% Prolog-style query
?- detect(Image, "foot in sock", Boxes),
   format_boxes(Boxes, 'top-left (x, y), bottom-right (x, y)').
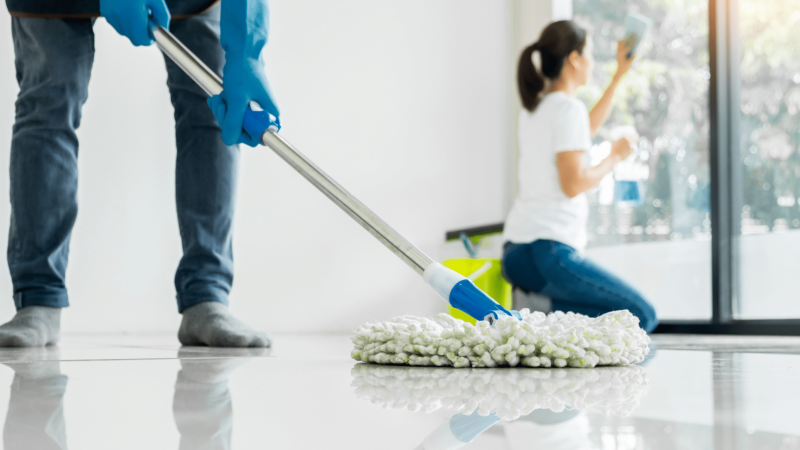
top-left (178, 302), bottom-right (271, 348)
top-left (0, 307), bottom-right (61, 347)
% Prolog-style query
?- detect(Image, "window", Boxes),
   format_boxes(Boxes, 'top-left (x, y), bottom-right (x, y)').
top-left (573, 0), bottom-right (711, 319)
top-left (736, 0), bottom-right (800, 319)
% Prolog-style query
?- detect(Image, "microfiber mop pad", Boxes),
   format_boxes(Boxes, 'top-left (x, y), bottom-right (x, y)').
top-left (351, 364), bottom-right (649, 420)
top-left (351, 309), bottom-right (650, 369)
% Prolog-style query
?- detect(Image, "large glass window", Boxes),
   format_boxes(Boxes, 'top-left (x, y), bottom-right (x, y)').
top-left (736, 0), bottom-right (800, 319)
top-left (573, 0), bottom-right (711, 319)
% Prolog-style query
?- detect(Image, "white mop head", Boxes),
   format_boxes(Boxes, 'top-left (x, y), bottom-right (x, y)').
top-left (351, 309), bottom-right (650, 368)
top-left (351, 364), bottom-right (649, 420)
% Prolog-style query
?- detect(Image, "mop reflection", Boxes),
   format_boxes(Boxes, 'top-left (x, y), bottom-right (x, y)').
top-left (173, 348), bottom-right (270, 450)
top-left (1, 348), bottom-right (67, 450)
top-left (421, 409), bottom-right (592, 450)
top-left (351, 363), bottom-right (650, 449)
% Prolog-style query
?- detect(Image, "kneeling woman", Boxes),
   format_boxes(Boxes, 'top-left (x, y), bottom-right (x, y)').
top-left (502, 20), bottom-right (658, 332)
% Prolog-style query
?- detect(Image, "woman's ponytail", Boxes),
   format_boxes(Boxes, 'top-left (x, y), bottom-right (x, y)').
top-left (517, 42), bottom-right (545, 111)
top-left (517, 20), bottom-right (588, 112)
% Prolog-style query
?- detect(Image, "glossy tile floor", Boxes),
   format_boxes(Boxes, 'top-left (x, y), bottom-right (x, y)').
top-left (0, 333), bottom-right (797, 449)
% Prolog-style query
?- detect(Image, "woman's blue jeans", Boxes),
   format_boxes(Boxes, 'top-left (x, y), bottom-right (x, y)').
top-left (8, 8), bottom-right (237, 313)
top-left (502, 240), bottom-right (659, 332)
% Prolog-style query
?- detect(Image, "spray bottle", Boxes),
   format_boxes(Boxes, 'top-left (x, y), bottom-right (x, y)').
top-left (608, 125), bottom-right (645, 209)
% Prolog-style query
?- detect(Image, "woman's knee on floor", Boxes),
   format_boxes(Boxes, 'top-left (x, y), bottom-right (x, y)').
top-left (543, 250), bottom-right (659, 332)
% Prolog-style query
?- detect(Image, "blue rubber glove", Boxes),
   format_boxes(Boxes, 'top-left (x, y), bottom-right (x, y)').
top-left (100, 0), bottom-right (170, 47)
top-left (207, 0), bottom-right (280, 147)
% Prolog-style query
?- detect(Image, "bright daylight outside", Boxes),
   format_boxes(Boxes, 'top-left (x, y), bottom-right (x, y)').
top-left (574, 0), bottom-right (712, 320)
top-left (736, 0), bottom-right (800, 318)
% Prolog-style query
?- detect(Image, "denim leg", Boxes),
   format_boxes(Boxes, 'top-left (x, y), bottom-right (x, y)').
top-left (503, 240), bottom-right (659, 332)
top-left (535, 241), bottom-right (659, 332)
top-left (8, 18), bottom-right (95, 310)
top-left (501, 242), bottom-right (547, 293)
top-left (165, 6), bottom-right (239, 313)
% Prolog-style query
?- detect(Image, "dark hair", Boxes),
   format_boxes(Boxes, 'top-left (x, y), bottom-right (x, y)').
top-left (517, 20), bottom-right (588, 111)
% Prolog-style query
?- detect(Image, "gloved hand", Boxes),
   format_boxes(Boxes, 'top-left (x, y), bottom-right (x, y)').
top-left (100, 0), bottom-right (170, 47)
top-left (207, 60), bottom-right (279, 147)
top-left (208, 0), bottom-right (280, 147)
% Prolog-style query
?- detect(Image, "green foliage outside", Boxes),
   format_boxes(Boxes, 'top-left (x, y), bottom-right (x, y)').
top-left (738, 1), bottom-right (800, 232)
top-left (573, 0), bottom-right (800, 245)
top-left (573, 0), bottom-right (711, 247)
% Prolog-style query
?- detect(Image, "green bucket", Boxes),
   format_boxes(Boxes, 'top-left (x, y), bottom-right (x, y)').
top-left (442, 258), bottom-right (512, 324)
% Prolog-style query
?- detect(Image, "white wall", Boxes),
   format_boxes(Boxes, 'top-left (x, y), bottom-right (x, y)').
top-left (0, 1), bottom-right (514, 334)
top-left (507, 0), bottom-right (572, 211)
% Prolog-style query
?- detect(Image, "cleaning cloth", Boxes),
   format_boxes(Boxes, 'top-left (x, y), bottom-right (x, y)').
top-left (351, 309), bottom-right (650, 369)
top-left (351, 364), bottom-right (649, 420)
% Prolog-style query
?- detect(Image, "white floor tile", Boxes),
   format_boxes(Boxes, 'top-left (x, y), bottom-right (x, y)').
top-left (0, 334), bottom-right (794, 449)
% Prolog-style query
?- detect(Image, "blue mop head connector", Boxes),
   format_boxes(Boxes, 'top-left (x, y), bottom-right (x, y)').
top-left (423, 263), bottom-right (520, 322)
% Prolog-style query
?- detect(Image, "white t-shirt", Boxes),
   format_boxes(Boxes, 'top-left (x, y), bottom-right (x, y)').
top-left (503, 92), bottom-right (593, 252)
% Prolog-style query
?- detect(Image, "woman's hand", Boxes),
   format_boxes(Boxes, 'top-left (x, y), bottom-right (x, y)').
top-left (610, 137), bottom-right (634, 162)
top-left (614, 36), bottom-right (637, 80)
top-left (557, 138), bottom-right (635, 199)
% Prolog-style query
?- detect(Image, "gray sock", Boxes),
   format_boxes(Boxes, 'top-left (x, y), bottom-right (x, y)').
top-left (0, 306), bottom-right (61, 348)
top-left (178, 302), bottom-right (271, 348)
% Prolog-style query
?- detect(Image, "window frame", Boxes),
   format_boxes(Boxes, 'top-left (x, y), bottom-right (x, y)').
top-left (659, 0), bottom-right (800, 335)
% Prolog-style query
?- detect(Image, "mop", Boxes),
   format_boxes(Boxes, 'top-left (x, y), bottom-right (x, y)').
top-left (351, 309), bottom-right (650, 368)
top-left (351, 362), bottom-right (649, 420)
top-left (150, 24), bottom-right (650, 366)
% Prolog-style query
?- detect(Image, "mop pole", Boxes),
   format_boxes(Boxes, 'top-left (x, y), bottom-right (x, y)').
top-left (150, 24), bottom-right (517, 322)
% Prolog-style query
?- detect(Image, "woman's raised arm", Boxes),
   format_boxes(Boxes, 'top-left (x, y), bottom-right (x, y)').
top-left (588, 38), bottom-right (636, 137)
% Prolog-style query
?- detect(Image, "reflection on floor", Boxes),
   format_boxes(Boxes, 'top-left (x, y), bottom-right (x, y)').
top-left (0, 334), bottom-right (796, 449)
top-left (651, 334), bottom-right (800, 354)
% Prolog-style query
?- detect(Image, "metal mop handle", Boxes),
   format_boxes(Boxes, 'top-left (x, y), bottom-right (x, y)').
top-left (151, 24), bottom-right (517, 322)
top-left (151, 25), bottom-right (434, 275)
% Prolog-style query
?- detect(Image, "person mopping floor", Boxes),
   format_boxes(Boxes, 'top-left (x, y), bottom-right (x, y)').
top-left (0, 0), bottom-right (277, 347)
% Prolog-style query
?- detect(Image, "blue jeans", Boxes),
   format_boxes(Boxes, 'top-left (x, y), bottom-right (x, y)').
top-left (8, 8), bottom-right (238, 313)
top-left (502, 240), bottom-right (659, 332)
